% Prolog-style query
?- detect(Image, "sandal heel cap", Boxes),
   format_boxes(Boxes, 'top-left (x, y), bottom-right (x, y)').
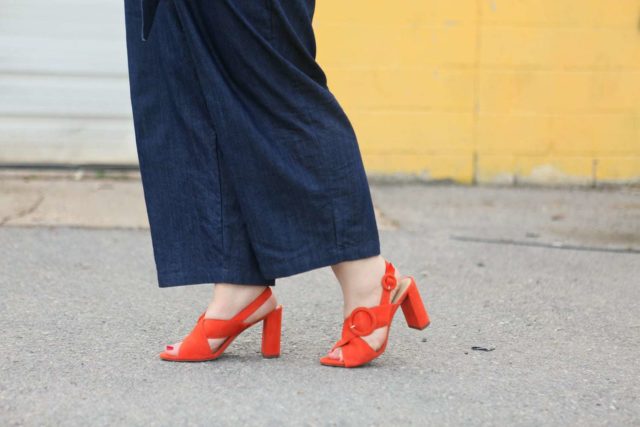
top-left (262, 353), bottom-right (281, 359)
top-left (407, 319), bottom-right (431, 330)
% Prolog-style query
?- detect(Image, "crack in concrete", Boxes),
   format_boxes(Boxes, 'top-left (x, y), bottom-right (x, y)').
top-left (450, 235), bottom-right (640, 255)
top-left (0, 194), bottom-right (45, 226)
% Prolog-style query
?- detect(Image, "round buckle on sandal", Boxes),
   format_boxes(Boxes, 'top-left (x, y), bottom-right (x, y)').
top-left (348, 307), bottom-right (376, 337)
top-left (381, 273), bottom-right (397, 291)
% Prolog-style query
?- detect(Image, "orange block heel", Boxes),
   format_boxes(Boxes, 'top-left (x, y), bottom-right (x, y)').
top-left (159, 287), bottom-right (281, 362)
top-left (320, 260), bottom-right (431, 368)
top-left (261, 305), bottom-right (282, 358)
top-left (401, 282), bottom-right (430, 330)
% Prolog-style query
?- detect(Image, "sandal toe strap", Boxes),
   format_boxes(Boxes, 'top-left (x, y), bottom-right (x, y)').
top-left (330, 303), bottom-right (393, 351)
top-left (177, 314), bottom-right (249, 358)
top-left (340, 336), bottom-right (378, 367)
top-left (179, 313), bottom-right (215, 359)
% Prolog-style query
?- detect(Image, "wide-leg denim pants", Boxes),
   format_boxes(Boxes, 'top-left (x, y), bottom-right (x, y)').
top-left (124, 0), bottom-right (380, 287)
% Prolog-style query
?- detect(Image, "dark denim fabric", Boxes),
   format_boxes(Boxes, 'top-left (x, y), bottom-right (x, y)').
top-left (140, 0), bottom-right (160, 41)
top-left (124, 0), bottom-right (380, 287)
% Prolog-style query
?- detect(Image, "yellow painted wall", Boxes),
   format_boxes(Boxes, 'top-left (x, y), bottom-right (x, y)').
top-left (313, 1), bottom-right (640, 184)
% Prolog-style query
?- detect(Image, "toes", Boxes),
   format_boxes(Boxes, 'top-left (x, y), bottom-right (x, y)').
top-left (165, 342), bottom-right (181, 356)
top-left (327, 347), bottom-right (342, 361)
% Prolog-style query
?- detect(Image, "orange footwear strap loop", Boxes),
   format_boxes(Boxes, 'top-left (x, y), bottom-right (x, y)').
top-left (380, 260), bottom-right (397, 305)
top-left (334, 303), bottom-right (394, 350)
top-left (348, 307), bottom-right (377, 337)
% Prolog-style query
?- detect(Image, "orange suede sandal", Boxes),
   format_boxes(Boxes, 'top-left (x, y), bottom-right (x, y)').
top-left (320, 260), bottom-right (430, 368)
top-left (159, 287), bottom-right (282, 362)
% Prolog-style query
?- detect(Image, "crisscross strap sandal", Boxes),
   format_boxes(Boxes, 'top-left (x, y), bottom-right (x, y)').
top-left (159, 287), bottom-right (282, 362)
top-left (320, 260), bottom-right (430, 368)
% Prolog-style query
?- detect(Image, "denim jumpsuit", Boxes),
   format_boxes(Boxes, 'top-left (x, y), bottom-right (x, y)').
top-left (124, 0), bottom-right (380, 287)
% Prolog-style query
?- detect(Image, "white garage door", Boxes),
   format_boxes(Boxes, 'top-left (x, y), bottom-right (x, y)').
top-left (0, 0), bottom-right (137, 165)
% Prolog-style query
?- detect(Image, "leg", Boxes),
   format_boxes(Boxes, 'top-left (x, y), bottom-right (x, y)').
top-left (124, 0), bottom-right (279, 356)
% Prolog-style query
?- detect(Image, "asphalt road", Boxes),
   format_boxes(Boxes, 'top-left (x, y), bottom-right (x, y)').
top-left (1, 183), bottom-right (639, 426)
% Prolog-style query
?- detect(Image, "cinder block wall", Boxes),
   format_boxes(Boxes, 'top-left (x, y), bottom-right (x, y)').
top-left (314, 1), bottom-right (640, 184)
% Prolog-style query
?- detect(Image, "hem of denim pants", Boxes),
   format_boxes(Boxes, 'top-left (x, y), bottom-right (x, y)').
top-left (259, 239), bottom-right (381, 279)
top-left (157, 269), bottom-right (276, 288)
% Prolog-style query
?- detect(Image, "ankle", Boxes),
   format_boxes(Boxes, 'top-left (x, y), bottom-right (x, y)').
top-left (206, 284), bottom-right (271, 319)
top-left (338, 257), bottom-right (386, 314)
top-left (336, 257), bottom-right (403, 315)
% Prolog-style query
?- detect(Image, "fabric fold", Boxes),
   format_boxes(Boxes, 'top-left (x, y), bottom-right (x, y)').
top-left (141, 0), bottom-right (161, 41)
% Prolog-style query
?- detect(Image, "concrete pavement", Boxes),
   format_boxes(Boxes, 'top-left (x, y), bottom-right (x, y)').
top-left (1, 174), bottom-right (639, 426)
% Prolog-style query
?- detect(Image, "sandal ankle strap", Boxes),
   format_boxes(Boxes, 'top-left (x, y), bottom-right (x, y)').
top-left (380, 260), bottom-right (397, 305)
